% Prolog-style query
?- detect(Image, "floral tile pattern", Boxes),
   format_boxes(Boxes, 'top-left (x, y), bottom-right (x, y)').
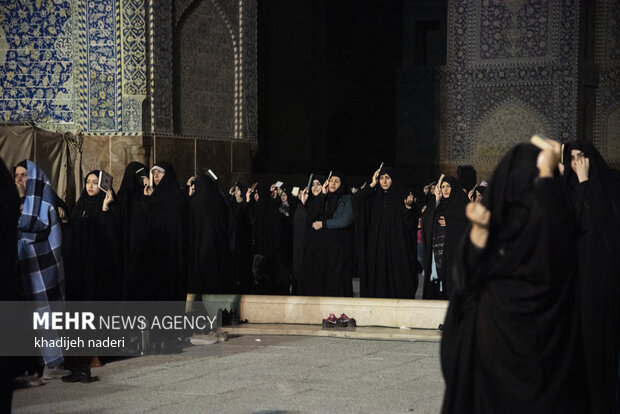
top-left (0, 0), bottom-right (73, 124)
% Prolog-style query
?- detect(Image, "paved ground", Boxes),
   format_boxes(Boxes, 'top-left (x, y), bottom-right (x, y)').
top-left (12, 334), bottom-right (444, 414)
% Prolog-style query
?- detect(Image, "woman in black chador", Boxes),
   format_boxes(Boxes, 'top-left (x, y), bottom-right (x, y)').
top-left (292, 176), bottom-right (324, 295)
top-left (441, 142), bottom-right (586, 414)
top-left (229, 182), bottom-right (252, 293)
top-left (116, 161), bottom-right (147, 299)
top-left (246, 183), bottom-right (286, 294)
top-left (421, 176), bottom-right (468, 299)
top-left (188, 173), bottom-right (233, 294)
top-left (561, 140), bottom-right (620, 414)
top-left (128, 162), bottom-right (188, 302)
top-left (353, 166), bottom-right (418, 298)
top-left (65, 171), bottom-right (121, 301)
top-left (303, 172), bottom-right (354, 297)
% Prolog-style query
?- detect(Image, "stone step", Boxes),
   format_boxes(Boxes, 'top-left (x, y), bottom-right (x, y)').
top-left (225, 323), bottom-right (441, 342)
top-left (202, 295), bottom-right (448, 330)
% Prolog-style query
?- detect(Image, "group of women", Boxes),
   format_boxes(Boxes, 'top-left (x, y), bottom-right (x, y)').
top-left (440, 139), bottom-right (620, 413)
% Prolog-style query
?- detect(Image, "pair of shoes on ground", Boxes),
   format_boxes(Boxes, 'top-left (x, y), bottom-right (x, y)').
top-left (322, 313), bottom-right (356, 329)
top-left (189, 331), bottom-right (229, 345)
top-left (13, 371), bottom-right (44, 388)
top-left (61, 366), bottom-right (99, 384)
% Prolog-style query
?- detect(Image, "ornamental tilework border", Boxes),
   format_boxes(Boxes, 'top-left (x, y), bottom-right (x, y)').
top-left (85, 0), bottom-right (119, 132)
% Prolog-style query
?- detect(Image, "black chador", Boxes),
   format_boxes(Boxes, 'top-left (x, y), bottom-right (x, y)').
top-left (421, 176), bottom-right (468, 299)
top-left (128, 162), bottom-right (188, 301)
top-left (303, 172), bottom-right (354, 297)
top-left (292, 176), bottom-right (324, 295)
top-left (116, 161), bottom-right (147, 299)
top-left (561, 140), bottom-right (620, 414)
top-left (188, 174), bottom-right (233, 294)
top-left (229, 182), bottom-right (253, 293)
top-left (247, 184), bottom-right (286, 294)
top-left (65, 170), bottom-right (121, 301)
top-left (441, 144), bottom-right (585, 414)
top-left (352, 166), bottom-right (418, 298)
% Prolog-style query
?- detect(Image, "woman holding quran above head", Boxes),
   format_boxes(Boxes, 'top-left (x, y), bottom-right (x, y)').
top-left (127, 162), bottom-right (188, 302)
top-left (421, 175), bottom-right (468, 300)
top-left (116, 162), bottom-right (148, 299)
top-left (352, 165), bottom-right (418, 298)
top-left (559, 139), bottom-right (620, 414)
top-left (229, 181), bottom-right (253, 293)
top-left (292, 175), bottom-right (324, 295)
top-left (65, 170), bottom-right (121, 301)
top-left (302, 171), bottom-right (354, 297)
top-left (441, 139), bottom-right (586, 414)
top-left (188, 172), bottom-right (233, 295)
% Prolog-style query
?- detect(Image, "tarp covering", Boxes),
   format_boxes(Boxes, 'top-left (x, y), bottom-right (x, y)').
top-left (0, 123), bottom-right (82, 209)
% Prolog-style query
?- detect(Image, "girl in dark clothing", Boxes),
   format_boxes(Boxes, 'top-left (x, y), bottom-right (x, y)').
top-left (65, 171), bottom-right (121, 301)
top-left (128, 162), bottom-right (188, 302)
top-left (247, 183), bottom-right (286, 294)
top-left (441, 142), bottom-right (586, 414)
top-left (188, 174), bottom-right (233, 294)
top-left (292, 177), bottom-right (324, 295)
top-left (353, 166), bottom-right (418, 298)
top-left (303, 172), bottom-right (354, 297)
top-left (229, 182), bottom-right (253, 293)
top-left (561, 140), bottom-right (620, 414)
top-left (421, 176), bottom-right (468, 299)
top-left (116, 162), bottom-right (148, 299)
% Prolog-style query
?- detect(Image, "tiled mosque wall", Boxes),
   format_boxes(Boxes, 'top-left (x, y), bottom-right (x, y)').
top-left (0, 0), bottom-right (256, 190)
top-left (595, 0), bottom-right (620, 165)
top-left (442, 0), bottom-right (581, 179)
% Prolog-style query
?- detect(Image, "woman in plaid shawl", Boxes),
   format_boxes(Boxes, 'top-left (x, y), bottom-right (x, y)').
top-left (16, 160), bottom-right (65, 368)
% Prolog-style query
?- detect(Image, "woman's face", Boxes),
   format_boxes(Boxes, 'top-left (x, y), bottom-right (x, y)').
top-left (281, 191), bottom-right (288, 202)
top-left (14, 166), bottom-right (27, 189)
top-left (570, 149), bottom-right (585, 173)
top-left (379, 173), bottom-right (392, 191)
top-left (441, 182), bottom-right (452, 198)
top-left (328, 176), bottom-right (342, 193)
top-left (152, 169), bottom-right (165, 185)
top-left (86, 173), bottom-right (100, 196)
top-left (311, 179), bottom-right (322, 196)
top-left (234, 186), bottom-right (241, 198)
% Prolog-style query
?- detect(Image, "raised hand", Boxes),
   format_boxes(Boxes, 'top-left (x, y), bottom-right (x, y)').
top-left (370, 168), bottom-right (381, 188)
top-left (536, 139), bottom-right (562, 178)
top-left (102, 190), bottom-right (114, 211)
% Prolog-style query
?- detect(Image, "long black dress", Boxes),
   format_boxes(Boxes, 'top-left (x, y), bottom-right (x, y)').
top-left (248, 184), bottom-right (286, 294)
top-left (65, 171), bottom-right (121, 301)
top-left (421, 176), bottom-right (468, 299)
top-left (292, 185), bottom-right (324, 295)
top-left (230, 183), bottom-right (253, 293)
top-left (562, 140), bottom-right (620, 414)
top-left (128, 162), bottom-right (187, 301)
top-left (188, 174), bottom-right (233, 294)
top-left (441, 144), bottom-right (585, 414)
top-left (303, 173), bottom-right (354, 297)
top-left (116, 161), bottom-right (147, 299)
top-left (0, 156), bottom-right (20, 413)
top-left (352, 166), bottom-right (418, 298)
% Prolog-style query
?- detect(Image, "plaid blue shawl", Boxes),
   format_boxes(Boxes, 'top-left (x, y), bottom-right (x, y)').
top-left (17, 160), bottom-right (65, 366)
top-left (17, 160), bottom-right (65, 302)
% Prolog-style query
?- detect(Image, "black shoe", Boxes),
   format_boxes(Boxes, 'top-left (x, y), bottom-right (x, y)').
top-left (62, 368), bottom-right (99, 384)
